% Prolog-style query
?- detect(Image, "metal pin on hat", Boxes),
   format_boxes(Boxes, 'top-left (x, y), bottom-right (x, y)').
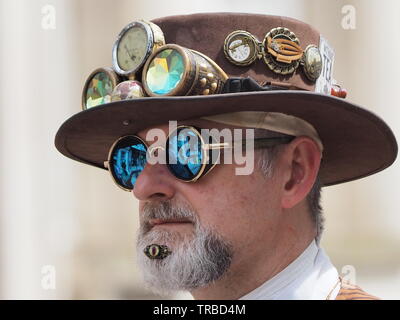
top-left (144, 244), bottom-right (172, 260)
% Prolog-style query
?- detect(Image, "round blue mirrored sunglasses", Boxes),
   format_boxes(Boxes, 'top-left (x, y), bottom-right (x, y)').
top-left (105, 125), bottom-right (294, 191)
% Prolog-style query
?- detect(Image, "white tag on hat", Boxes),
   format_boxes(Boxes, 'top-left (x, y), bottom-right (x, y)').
top-left (315, 36), bottom-right (335, 95)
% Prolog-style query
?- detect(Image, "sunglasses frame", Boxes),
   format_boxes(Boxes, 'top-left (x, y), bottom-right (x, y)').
top-left (104, 125), bottom-right (294, 192)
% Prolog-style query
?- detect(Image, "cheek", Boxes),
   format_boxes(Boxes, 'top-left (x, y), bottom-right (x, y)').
top-left (174, 160), bottom-right (282, 256)
top-left (187, 167), bottom-right (275, 243)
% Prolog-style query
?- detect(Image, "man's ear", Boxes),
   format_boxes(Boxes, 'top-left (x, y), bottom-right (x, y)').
top-left (280, 136), bottom-right (322, 209)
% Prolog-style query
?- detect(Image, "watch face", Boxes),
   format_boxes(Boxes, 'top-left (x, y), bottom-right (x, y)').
top-left (224, 31), bottom-right (258, 66)
top-left (116, 25), bottom-right (149, 72)
top-left (228, 39), bottom-right (251, 62)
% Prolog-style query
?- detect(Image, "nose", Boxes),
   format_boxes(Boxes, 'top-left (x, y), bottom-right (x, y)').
top-left (132, 162), bottom-right (176, 201)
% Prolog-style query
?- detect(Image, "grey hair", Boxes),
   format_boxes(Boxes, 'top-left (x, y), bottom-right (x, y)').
top-left (255, 129), bottom-right (324, 244)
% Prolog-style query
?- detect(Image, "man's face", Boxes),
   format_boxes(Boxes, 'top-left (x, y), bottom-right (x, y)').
top-left (133, 119), bottom-right (283, 295)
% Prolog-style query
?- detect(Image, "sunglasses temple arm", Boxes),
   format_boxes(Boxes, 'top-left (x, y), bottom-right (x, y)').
top-left (252, 136), bottom-right (295, 149)
top-left (203, 142), bottom-right (232, 150)
top-left (203, 137), bottom-right (294, 150)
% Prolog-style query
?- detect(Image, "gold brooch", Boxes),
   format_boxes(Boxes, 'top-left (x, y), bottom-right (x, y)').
top-left (263, 27), bottom-right (303, 74)
top-left (301, 45), bottom-right (323, 81)
top-left (223, 27), bottom-right (323, 81)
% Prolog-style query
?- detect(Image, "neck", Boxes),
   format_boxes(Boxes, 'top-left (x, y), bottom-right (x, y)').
top-left (190, 234), bottom-right (313, 300)
top-left (190, 225), bottom-right (315, 300)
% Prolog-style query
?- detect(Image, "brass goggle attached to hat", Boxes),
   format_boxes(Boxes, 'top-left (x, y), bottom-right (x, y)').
top-left (82, 21), bottom-right (346, 110)
top-left (82, 20), bottom-right (228, 110)
top-left (224, 27), bottom-right (323, 82)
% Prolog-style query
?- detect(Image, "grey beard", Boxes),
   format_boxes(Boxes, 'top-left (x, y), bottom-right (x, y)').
top-left (136, 201), bottom-right (233, 296)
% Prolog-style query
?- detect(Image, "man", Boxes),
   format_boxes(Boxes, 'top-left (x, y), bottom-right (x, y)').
top-left (55, 13), bottom-right (397, 299)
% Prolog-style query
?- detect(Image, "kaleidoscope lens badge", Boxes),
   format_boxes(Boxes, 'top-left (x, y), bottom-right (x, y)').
top-left (82, 67), bottom-right (120, 110)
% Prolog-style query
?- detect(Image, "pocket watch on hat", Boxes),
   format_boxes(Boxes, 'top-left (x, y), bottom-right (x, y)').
top-left (223, 30), bottom-right (261, 66)
top-left (112, 20), bottom-right (165, 78)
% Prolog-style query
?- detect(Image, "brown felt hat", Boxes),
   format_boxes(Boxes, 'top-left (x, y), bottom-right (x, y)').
top-left (55, 12), bottom-right (398, 186)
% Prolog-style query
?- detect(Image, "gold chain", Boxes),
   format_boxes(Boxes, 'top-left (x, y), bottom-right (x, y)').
top-left (326, 277), bottom-right (342, 300)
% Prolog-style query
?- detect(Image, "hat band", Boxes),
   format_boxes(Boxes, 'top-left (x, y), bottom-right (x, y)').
top-left (201, 111), bottom-right (324, 152)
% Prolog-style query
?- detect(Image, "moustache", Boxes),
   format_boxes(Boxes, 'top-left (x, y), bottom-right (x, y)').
top-left (140, 201), bottom-right (198, 233)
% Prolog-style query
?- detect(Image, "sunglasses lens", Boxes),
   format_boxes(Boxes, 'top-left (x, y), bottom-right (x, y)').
top-left (110, 136), bottom-right (147, 190)
top-left (167, 127), bottom-right (204, 181)
top-left (145, 48), bottom-right (185, 95)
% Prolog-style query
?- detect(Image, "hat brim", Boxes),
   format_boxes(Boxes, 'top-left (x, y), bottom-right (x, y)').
top-left (55, 91), bottom-right (398, 186)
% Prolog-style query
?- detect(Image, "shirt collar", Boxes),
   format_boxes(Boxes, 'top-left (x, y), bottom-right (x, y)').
top-left (239, 240), bottom-right (340, 300)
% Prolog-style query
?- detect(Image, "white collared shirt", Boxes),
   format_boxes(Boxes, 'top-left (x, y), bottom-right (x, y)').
top-left (239, 240), bottom-right (340, 300)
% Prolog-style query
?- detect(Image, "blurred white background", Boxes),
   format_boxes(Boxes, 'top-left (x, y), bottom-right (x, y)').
top-left (0, 0), bottom-right (399, 299)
